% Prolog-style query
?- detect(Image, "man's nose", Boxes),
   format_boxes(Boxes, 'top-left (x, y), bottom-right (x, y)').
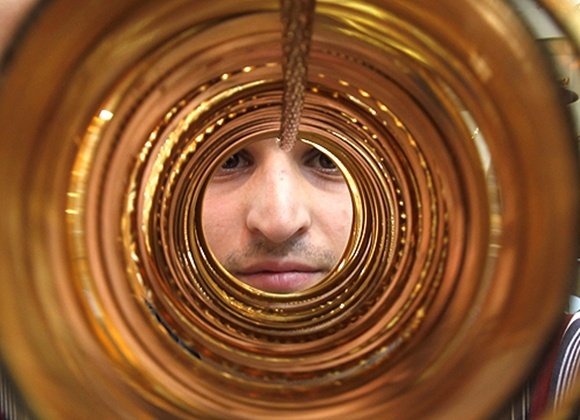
top-left (245, 162), bottom-right (311, 244)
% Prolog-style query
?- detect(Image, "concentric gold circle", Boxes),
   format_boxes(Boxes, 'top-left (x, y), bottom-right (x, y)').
top-left (0, 0), bottom-right (578, 418)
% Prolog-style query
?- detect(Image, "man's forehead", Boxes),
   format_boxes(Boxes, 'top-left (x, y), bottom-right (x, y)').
top-left (241, 138), bottom-right (317, 155)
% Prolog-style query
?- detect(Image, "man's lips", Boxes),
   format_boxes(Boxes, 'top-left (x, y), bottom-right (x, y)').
top-left (233, 261), bottom-right (325, 293)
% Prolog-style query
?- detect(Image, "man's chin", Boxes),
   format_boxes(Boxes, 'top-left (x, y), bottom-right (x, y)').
top-left (235, 271), bottom-right (325, 294)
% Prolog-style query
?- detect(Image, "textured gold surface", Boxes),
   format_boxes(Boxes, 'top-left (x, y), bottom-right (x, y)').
top-left (0, 0), bottom-right (578, 418)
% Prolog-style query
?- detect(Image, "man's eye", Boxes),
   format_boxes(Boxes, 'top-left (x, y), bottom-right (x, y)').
top-left (304, 150), bottom-right (340, 173)
top-left (222, 152), bottom-right (252, 169)
top-left (222, 154), bottom-right (242, 169)
top-left (317, 153), bottom-right (336, 170)
top-left (214, 152), bottom-right (252, 177)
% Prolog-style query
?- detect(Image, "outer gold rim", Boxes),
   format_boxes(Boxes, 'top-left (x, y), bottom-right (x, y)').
top-left (0, 0), bottom-right (578, 418)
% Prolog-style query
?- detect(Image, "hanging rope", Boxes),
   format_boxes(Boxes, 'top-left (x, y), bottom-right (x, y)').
top-left (278, 0), bottom-right (316, 151)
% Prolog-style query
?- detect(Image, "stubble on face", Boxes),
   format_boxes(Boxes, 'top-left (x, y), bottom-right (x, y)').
top-left (223, 237), bottom-right (338, 284)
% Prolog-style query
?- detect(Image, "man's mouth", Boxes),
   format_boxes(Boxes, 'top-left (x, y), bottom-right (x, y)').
top-left (233, 261), bottom-right (325, 294)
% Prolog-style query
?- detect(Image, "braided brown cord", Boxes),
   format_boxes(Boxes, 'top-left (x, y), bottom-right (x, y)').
top-left (278, 0), bottom-right (316, 151)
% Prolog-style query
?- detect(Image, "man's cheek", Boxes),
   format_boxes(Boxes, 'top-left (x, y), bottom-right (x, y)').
top-left (206, 215), bottom-right (244, 254)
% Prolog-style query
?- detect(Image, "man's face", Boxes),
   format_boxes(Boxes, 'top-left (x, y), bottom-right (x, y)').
top-left (202, 139), bottom-right (352, 294)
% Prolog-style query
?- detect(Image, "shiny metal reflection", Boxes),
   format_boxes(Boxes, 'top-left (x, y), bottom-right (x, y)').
top-left (0, 0), bottom-right (578, 419)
